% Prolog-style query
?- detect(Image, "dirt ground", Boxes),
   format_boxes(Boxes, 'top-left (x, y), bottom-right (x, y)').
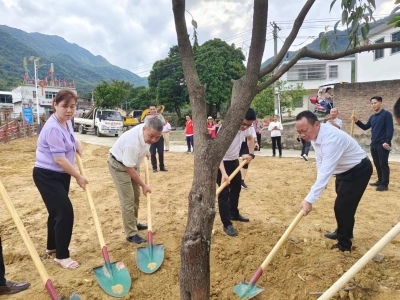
top-left (1, 137), bottom-right (400, 300)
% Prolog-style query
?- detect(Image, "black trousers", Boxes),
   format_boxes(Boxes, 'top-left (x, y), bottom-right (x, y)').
top-left (0, 237), bottom-right (5, 286)
top-left (301, 139), bottom-right (311, 156)
top-left (33, 167), bottom-right (73, 259)
top-left (217, 160), bottom-right (242, 227)
top-left (256, 133), bottom-right (261, 148)
top-left (150, 136), bottom-right (165, 169)
top-left (370, 141), bottom-right (390, 186)
top-left (186, 135), bottom-right (194, 151)
top-left (271, 136), bottom-right (282, 156)
top-left (334, 158), bottom-right (372, 249)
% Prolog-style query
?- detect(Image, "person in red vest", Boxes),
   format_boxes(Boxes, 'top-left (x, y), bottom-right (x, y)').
top-left (185, 115), bottom-right (194, 152)
top-left (207, 116), bottom-right (216, 139)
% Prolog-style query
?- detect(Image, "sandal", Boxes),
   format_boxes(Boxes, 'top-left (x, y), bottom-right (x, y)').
top-left (54, 258), bottom-right (79, 269)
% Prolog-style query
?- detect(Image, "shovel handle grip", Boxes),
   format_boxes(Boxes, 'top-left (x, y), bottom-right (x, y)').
top-left (216, 160), bottom-right (248, 196)
top-left (76, 154), bottom-right (106, 248)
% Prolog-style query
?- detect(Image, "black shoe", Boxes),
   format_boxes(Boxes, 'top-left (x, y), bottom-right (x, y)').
top-left (0, 281), bottom-right (31, 295)
top-left (187, 150), bottom-right (191, 153)
top-left (153, 168), bottom-right (158, 173)
top-left (369, 181), bottom-right (381, 187)
top-left (230, 214), bottom-right (249, 222)
top-left (223, 225), bottom-right (238, 237)
top-left (324, 230), bottom-right (353, 240)
top-left (331, 243), bottom-right (351, 252)
top-left (160, 167), bottom-right (168, 172)
top-left (137, 223), bottom-right (148, 230)
top-left (241, 180), bottom-right (248, 189)
top-left (126, 234), bottom-right (147, 244)
top-left (376, 185), bottom-right (388, 191)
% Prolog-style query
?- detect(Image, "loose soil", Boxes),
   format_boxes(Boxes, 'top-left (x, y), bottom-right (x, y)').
top-left (1, 137), bottom-right (400, 300)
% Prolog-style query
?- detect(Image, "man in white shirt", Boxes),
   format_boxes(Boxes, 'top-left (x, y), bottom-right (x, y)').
top-left (217, 108), bottom-right (256, 237)
top-left (108, 118), bottom-right (163, 244)
top-left (296, 111), bottom-right (372, 252)
top-left (163, 119), bottom-right (171, 151)
top-left (325, 108), bottom-right (343, 129)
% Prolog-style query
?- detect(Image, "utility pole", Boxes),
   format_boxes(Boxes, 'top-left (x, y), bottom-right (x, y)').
top-left (271, 22), bottom-right (281, 121)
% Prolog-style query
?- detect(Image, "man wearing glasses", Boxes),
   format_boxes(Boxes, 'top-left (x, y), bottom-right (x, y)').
top-left (217, 108), bottom-right (256, 237)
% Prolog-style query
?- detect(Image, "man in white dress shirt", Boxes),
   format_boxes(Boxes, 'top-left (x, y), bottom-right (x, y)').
top-left (296, 111), bottom-right (372, 252)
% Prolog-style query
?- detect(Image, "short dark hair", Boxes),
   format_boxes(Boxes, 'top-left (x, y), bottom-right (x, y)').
top-left (149, 104), bottom-right (157, 108)
top-left (371, 96), bottom-right (382, 102)
top-left (296, 110), bottom-right (318, 125)
top-left (245, 108), bottom-right (256, 121)
top-left (394, 97), bottom-right (400, 118)
top-left (326, 87), bottom-right (332, 92)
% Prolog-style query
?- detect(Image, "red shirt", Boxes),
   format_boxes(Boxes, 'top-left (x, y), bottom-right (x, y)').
top-left (185, 120), bottom-right (194, 135)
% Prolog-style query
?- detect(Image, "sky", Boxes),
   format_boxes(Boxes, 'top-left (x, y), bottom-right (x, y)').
top-left (0, 0), bottom-right (396, 79)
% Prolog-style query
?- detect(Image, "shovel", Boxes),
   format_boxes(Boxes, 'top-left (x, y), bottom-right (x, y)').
top-left (216, 160), bottom-right (248, 196)
top-left (0, 179), bottom-right (81, 300)
top-left (234, 210), bottom-right (303, 299)
top-left (318, 221), bottom-right (400, 300)
top-left (350, 110), bottom-right (355, 137)
top-left (76, 155), bottom-right (131, 297)
top-left (136, 158), bottom-right (164, 273)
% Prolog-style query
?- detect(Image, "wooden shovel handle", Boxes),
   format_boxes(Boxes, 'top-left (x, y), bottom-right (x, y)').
top-left (318, 221), bottom-right (400, 300)
top-left (216, 160), bottom-right (248, 196)
top-left (260, 211), bottom-right (303, 270)
top-left (144, 159), bottom-right (152, 232)
top-left (0, 179), bottom-right (50, 284)
top-left (76, 154), bottom-right (106, 248)
top-left (350, 110), bottom-right (355, 137)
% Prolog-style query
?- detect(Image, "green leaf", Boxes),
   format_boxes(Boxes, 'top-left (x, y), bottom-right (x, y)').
top-left (330, 0), bottom-right (337, 12)
top-left (387, 16), bottom-right (400, 25)
top-left (320, 37), bottom-right (328, 51)
top-left (341, 0), bottom-right (347, 9)
top-left (361, 26), bottom-right (368, 40)
top-left (350, 0), bottom-right (356, 9)
top-left (334, 20), bottom-right (341, 34)
top-left (368, 0), bottom-right (376, 9)
top-left (342, 10), bottom-right (348, 25)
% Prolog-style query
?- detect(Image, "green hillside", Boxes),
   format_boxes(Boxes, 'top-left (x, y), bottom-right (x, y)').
top-left (0, 25), bottom-right (147, 94)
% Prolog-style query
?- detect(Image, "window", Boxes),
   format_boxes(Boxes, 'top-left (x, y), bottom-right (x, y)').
top-left (0, 94), bottom-right (12, 104)
top-left (374, 38), bottom-right (384, 60)
top-left (287, 64), bottom-right (327, 80)
top-left (329, 65), bottom-right (338, 78)
top-left (45, 91), bottom-right (57, 99)
top-left (391, 31), bottom-right (400, 55)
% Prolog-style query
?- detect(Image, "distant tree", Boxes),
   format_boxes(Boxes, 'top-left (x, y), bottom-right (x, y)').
top-left (93, 80), bottom-right (131, 109)
top-left (128, 86), bottom-right (153, 111)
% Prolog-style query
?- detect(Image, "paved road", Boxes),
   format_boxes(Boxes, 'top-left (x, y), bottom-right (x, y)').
top-left (76, 132), bottom-right (400, 162)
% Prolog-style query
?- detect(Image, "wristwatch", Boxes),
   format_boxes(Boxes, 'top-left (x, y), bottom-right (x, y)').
top-left (249, 154), bottom-right (255, 159)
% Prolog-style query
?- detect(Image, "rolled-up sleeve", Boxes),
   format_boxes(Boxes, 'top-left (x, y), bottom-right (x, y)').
top-left (305, 142), bottom-right (343, 204)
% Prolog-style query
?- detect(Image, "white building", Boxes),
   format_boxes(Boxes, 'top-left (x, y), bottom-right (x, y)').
top-left (12, 81), bottom-right (77, 117)
top-left (279, 57), bottom-right (354, 115)
top-left (356, 22), bottom-right (400, 82)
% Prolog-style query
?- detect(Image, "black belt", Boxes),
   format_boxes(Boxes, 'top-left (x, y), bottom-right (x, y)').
top-left (110, 154), bottom-right (125, 166)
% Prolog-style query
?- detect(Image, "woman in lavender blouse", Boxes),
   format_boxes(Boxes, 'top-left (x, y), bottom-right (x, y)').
top-left (33, 89), bottom-right (88, 270)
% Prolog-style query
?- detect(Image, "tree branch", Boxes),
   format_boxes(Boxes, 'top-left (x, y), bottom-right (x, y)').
top-left (259, 0), bottom-right (315, 78)
top-left (256, 41), bottom-right (400, 93)
top-left (246, 0), bottom-right (268, 76)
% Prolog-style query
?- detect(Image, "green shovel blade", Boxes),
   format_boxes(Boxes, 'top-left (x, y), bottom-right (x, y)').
top-left (233, 282), bottom-right (265, 299)
top-left (69, 292), bottom-right (81, 300)
top-left (93, 260), bottom-right (131, 298)
top-left (136, 242), bottom-right (164, 274)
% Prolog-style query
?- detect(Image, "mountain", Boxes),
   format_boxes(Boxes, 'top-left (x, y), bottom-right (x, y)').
top-left (261, 14), bottom-right (398, 69)
top-left (0, 25), bottom-right (147, 95)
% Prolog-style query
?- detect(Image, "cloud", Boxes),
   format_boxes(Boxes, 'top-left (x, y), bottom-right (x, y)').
top-left (0, 0), bottom-right (396, 77)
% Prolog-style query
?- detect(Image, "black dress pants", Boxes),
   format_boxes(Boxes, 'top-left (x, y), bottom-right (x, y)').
top-left (370, 141), bottom-right (390, 186)
top-left (33, 167), bottom-right (73, 259)
top-left (334, 158), bottom-right (372, 249)
top-left (0, 237), bottom-right (5, 286)
top-left (271, 136), bottom-right (282, 156)
top-left (217, 160), bottom-right (242, 227)
top-left (150, 136), bottom-right (165, 169)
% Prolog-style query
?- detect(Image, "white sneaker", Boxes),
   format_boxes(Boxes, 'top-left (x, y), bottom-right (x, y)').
top-left (302, 154), bottom-right (308, 161)
top-left (300, 155), bottom-right (303, 159)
